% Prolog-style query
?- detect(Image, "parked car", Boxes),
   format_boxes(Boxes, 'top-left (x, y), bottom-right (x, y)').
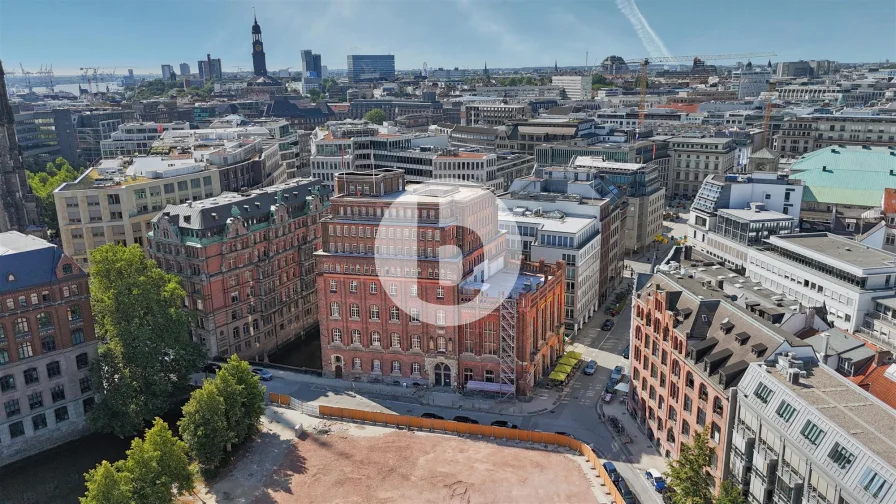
top-left (554, 431), bottom-right (575, 439)
top-left (616, 479), bottom-right (636, 504)
top-left (602, 318), bottom-right (615, 330)
top-left (202, 363), bottom-right (222, 374)
top-left (490, 420), bottom-right (518, 429)
top-left (622, 344), bottom-right (630, 359)
top-left (645, 468), bottom-right (666, 492)
top-left (251, 368), bottom-right (273, 381)
top-left (583, 360), bottom-right (598, 375)
top-left (604, 380), bottom-right (617, 394)
top-left (610, 365), bottom-right (625, 382)
top-left (602, 461), bottom-right (620, 483)
top-left (421, 412), bottom-right (444, 420)
top-left (452, 415), bottom-right (480, 424)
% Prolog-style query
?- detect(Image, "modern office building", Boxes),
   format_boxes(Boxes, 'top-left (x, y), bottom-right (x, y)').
top-left (731, 359), bottom-right (896, 504)
top-left (346, 55), bottom-right (395, 82)
top-left (198, 54), bottom-right (223, 81)
top-left (731, 62), bottom-right (772, 100)
top-left (668, 137), bottom-right (738, 200)
top-left (534, 139), bottom-right (671, 184)
top-left (148, 179), bottom-right (330, 359)
top-left (474, 86), bottom-right (563, 100)
top-left (73, 109), bottom-right (137, 164)
top-left (0, 232), bottom-right (98, 466)
top-left (301, 49), bottom-right (322, 78)
top-left (775, 60), bottom-right (814, 78)
top-left (161, 64), bottom-right (174, 81)
top-left (179, 63), bottom-right (191, 77)
top-left (12, 108), bottom-right (79, 165)
top-left (774, 115), bottom-right (896, 154)
top-left (347, 99), bottom-right (443, 122)
top-left (99, 121), bottom-right (190, 159)
top-left (0, 63), bottom-right (41, 233)
top-left (461, 102), bottom-right (529, 127)
top-left (631, 271), bottom-right (815, 488)
top-left (551, 75), bottom-right (591, 101)
top-left (315, 169), bottom-right (566, 395)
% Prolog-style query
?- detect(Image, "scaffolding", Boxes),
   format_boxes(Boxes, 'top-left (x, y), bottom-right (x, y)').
top-left (498, 298), bottom-right (518, 400)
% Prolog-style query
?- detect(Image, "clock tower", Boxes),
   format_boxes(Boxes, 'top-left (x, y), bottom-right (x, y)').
top-left (251, 13), bottom-right (267, 77)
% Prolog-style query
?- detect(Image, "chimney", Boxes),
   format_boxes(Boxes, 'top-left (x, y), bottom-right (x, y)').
top-left (876, 348), bottom-right (893, 366)
top-left (819, 332), bottom-right (830, 364)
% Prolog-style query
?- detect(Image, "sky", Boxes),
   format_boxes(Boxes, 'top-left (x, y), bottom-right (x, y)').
top-left (1, 0), bottom-right (894, 76)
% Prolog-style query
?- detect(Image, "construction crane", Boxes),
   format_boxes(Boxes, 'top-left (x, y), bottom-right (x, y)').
top-left (36, 64), bottom-right (55, 93)
top-left (80, 67), bottom-right (99, 95)
top-left (761, 81), bottom-right (777, 148)
top-left (625, 52), bottom-right (777, 132)
top-left (19, 63), bottom-right (33, 92)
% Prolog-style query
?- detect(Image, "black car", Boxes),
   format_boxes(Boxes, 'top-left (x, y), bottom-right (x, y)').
top-left (490, 420), bottom-right (518, 429)
top-left (452, 415), bottom-right (480, 424)
top-left (202, 363), bottom-right (222, 374)
top-left (421, 412), bottom-right (444, 420)
top-left (622, 344), bottom-right (630, 359)
top-left (555, 431), bottom-right (575, 438)
top-left (602, 319), bottom-right (615, 330)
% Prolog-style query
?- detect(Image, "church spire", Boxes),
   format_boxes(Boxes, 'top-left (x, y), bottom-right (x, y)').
top-left (484, 61), bottom-right (489, 77)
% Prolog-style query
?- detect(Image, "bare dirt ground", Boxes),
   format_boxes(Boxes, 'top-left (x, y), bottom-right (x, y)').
top-left (260, 427), bottom-right (597, 504)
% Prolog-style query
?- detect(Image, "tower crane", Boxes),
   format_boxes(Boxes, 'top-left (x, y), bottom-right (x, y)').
top-left (80, 67), bottom-right (99, 95)
top-left (19, 63), bottom-right (33, 92)
top-left (623, 51), bottom-right (777, 132)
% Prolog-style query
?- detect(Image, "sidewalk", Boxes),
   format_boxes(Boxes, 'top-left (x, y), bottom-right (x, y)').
top-left (597, 397), bottom-right (668, 475)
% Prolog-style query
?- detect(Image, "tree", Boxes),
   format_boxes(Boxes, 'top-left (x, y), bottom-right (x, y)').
top-left (307, 88), bottom-right (322, 102)
top-left (666, 429), bottom-right (715, 504)
top-left (26, 157), bottom-right (81, 236)
top-left (178, 384), bottom-right (228, 469)
top-left (88, 244), bottom-right (205, 436)
top-left (363, 108), bottom-right (388, 125)
top-left (81, 419), bottom-right (193, 504)
top-left (80, 461), bottom-right (132, 504)
top-left (209, 371), bottom-right (244, 452)
top-left (218, 354), bottom-right (266, 443)
top-left (121, 418), bottom-right (194, 504)
top-left (715, 481), bottom-right (747, 504)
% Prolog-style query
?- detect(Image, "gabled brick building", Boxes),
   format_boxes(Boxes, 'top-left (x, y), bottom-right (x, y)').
top-left (316, 169), bottom-right (565, 395)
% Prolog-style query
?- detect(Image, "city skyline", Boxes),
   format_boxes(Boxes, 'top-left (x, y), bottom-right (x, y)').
top-left (1, 0), bottom-right (894, 76)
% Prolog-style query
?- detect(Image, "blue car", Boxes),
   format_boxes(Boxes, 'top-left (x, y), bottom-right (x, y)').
top-left (646, 468), bottom-right (666, 492)
top-left (603, 461), bottom-right (620, 483)
top-left (251, 368), bottom-right (273, 381)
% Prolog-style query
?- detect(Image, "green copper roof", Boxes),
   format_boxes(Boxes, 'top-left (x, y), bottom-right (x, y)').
top-left (790, 146), bottom-right (896, 206)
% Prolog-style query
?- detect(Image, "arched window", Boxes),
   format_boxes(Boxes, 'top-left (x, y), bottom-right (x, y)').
top-left (232, 327), bottom-right (239, 340)
top-left (436, 309), bottom-right (446, 326)
top-left (67, 305), bottom-right (81, 321)
top-left (672, 360), bottom-right (681, 377)
top-left (633, 368), bottom-right (641, 381)
top-left (713, 396), bottom-right (724, 416)
top-left (371, 331), bottom-right (381, 346)
top-left (698, 383), bottom-right (708, 401)
top-left (330, 302), bottom-right (340, 317)
top-left (332, 328), bottom-right (342, 343)
top-left (685, 371), bottom-right (695, 390)
top-left (369, 305), bottom-right (380, 320)
top-left (681, 421), bottom-right (691, 437)
top-left (351, 330), bottom-right (361, 345)
top-left (389, 306), bottom-right (400, 321)
top-left (36, 312), bottom-right (53, 329)
top-left (411, 335), bottom-right (421, 349)
top-left (390, 332), bottom-right (401, 349)
top-left (242, 323), bottom-right (249, 335)
top-left (13, 318), bottom-right (29, 335)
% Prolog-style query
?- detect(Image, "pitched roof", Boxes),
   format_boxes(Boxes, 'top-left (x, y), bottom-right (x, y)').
top-left (884, 188), bottom-right (896, 214)
top-left (750, 147), bottom-right (780, 160)
top-left (0, 232), bottom-right (69, 293)
top-left (848, 364), bottom-right (896, 411)
top-left (790, 146), bottom-right (896, 206)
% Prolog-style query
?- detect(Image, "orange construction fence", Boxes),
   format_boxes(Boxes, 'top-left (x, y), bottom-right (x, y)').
top-left (313, 404), bottom-right (626, 504)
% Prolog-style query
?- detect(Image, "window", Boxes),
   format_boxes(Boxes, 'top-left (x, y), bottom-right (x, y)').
top-left (859, 468), bottom-right (891, 500)
top-left (436, 286), bottom-right (444, 299)
top-left (18, 341), bottom-right (33, 360)
top-left (683, 395), bottom-right (692, 413)
top-left (827, 442), bottom-right (855, 470)
top-left (67, 305), bottom-right (82, 321)
top-left (412, 362), bottom-right (421, 374)
top-left (4, 398), bottom-right (20, 418)
top-left (330, 302), bottom-right (340, 318)
top-left (332, 328), bottom-right (342, 343)
top-left (32, 412), bottom-right (47, 431)
top-left (23, 368), bottom-right (39, 385)
top-left (436, 309), bottom-right (446, 326)
top-left (484, 370), bottom-right (495, 383)
top-left (753, 382), bottom-right (774, 404)
top-left (372, 359), bottom-right (382, 372)
top-left (411, 335), bottom-right (421, 350)
top-left (28, 391), bottom-right (43, 410)
top-left (710, 422), bottom-right (721, 442)
top-left (391, 333), bottom-right (401, 348)
top-left (36, 312), bottom-right (52, 329)
top-left (76, 353), bottom-right (89, 370)
top-left (62, 264), bottom-right (73, 275)
top-left (0, 349), bottom-right (7, 365)
top-left (389, 306), bottom-right (400, 322)
top-left (41, 335), bottom-right (56, 353)
top-left (351, 330), bottom-right (361, 345)
top-left (9, 420), bottom-right (24, 438)
top-left (369, 282), bottom-right (378, 294)
top-left (54, 406), bottom-right (70, 423)
top-left (776, 400), bottom-right (796, 422)
top-left (410, 285), bottom-right (418, 297)
top-left (352, 358), bottom-right (362, 371)
top-left (696, 408), bottom-right (706, 427)
top-left (46, 361), bottom-right (61, 379)
top-left (391, 361), bottom-right (401, 373)
top-left (349, 281), bottom-right (358, 293)
top-left (800, 420), bottom-right (825, 445)
top-left (79, 375), bottom-right (92, 394)
top-left (329, 280), bottom-right (338, 293)
top-left (437, 336), bottom-right (447, 352)
top-left (410, 308), bottom-right (420, 323)
top-left (390, 283), bottom-right (398, 296)
top-left (371, 331), bottom-right (381, 346)
top-left (71, 329), bottom-right (84, 345)
top-left (83, 397), bottom-right (95, 414)
top-left (51, 384), bottom-right (65, 403)
top-left (14, 317), bottom-right (29, 335)
top-left (350, 303), bottom-right (360, 319)
top-left (0, 374), bottom-right (14, 392)
top-left (369, 305), bottom-right (380, 320)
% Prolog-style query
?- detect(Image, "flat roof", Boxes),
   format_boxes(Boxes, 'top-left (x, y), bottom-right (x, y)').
top-left (717, 208), bottom-right (795, 222)
top-left (498, 210), bottom-right (595, 235)
top-left (764, 362), bottom-right (896, 465)
top-left (769, 233), bottom-right (896, 269)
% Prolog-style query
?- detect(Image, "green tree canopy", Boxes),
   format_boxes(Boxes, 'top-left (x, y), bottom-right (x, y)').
top-left (80, 461), bottom-right (132, 504)
top-left (88, 244), bottom-right (205, 436)
top-left (715, 480), bottom-right (747, 504)
top-left (363, 108), bottom-right (388, 125)
top-left (82, 419), bottom-right (194, 504)
top-left (218, 354), bottom-right (266, 443)
top-left (666, 429), bottom-right (716, 504)
top-left (307, 88), bottom-right (323, 102)
top-left (178, 384), bottom-right (228, 469)
top-left (26, 157), bottom-right (81, 236)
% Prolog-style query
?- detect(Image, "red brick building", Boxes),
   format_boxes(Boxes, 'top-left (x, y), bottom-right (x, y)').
top-left (0, 232), bottom-right (98, 465)
top-left (630, 272), bottom-right (806, 488)
top-left (149, 179), bottom-right (329, 360)
top-left (316, 169), bottom-right (565, 395)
